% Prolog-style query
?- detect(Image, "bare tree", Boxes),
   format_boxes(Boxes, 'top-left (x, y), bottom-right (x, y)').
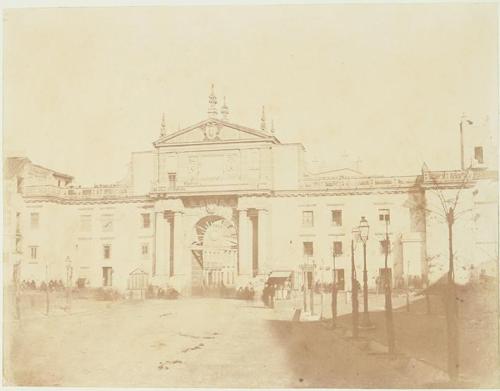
top-left (423, 254), bottom-right (441, 314)
top-left (423, 164), bottom-right (474, 382)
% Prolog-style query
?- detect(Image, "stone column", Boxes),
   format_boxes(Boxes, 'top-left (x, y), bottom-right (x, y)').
top-left (257, 208), bottom-right (269, 275)
top-left (154, 211), bottom-right (167, 283)
top-left (238, 208), bottom-right (252, 277)
top-left (173, 211), bottom-right (185, 276)
top-left (164, 214), bottom-right (172, 277)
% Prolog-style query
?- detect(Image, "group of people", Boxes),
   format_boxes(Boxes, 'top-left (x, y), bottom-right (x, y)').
top-left (262, 279), bottom-right (293, 308)
top-left (262, 282), bottom-right (277, 308)
top-left (236, 283), bottom-right (256, 301)
top-left (20, 279), bottom-right (66, 291)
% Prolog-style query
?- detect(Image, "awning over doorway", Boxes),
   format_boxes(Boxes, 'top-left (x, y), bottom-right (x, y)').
top-left (266, 270), bottom-right (293, 285)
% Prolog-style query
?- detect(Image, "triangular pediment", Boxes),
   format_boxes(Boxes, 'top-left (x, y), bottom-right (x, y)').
top-left (153, 118), bottom-right (280, 146)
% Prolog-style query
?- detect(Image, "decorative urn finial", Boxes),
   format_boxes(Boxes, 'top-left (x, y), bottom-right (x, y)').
top-left (160, 113), bottom-right (166, 136)
top-left (221, 96), bottom-right (229, 121)
top-left (208, 84), bottom-right (218, 118)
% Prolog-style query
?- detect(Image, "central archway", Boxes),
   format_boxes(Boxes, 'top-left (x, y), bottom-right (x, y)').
top-left (191, 215), bottom-right (237, 295)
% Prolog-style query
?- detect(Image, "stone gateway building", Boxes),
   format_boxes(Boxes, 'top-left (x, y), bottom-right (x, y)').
top-left (4, 89), bottom-right (498, 296)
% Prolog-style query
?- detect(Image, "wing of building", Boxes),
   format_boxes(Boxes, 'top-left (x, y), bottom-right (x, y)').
top-left (4, 91), bottom-right (498, 295)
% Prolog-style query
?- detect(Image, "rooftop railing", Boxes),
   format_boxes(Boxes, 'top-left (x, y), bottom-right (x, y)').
top-left (301, 175), bottom-right (420, 190)
top-left (23, 184), bottom-right (130, 199)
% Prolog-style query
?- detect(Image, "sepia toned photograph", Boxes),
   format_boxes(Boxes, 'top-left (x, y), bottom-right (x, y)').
top-left (2, 2), bottom-right (499, 388)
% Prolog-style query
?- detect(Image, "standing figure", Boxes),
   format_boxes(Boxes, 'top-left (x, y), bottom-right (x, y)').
top-left (269, 284), bottom-right (276, 308)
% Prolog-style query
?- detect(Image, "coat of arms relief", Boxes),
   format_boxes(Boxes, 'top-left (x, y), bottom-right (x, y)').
top-left (201, 121), bottom-right (222, 141)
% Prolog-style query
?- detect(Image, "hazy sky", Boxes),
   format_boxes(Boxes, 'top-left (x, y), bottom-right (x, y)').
top-left (3, 4), bottom-right (498, 185)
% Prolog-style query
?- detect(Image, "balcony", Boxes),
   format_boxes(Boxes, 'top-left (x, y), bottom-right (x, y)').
top-left (23, 185), bottom-right (130, 200)
top-left (301, 175), bottom-right (419, 190)
top-left (422, 170), bottom-right (472, 185)
top-left (151, 181), bottom-right (272, 195)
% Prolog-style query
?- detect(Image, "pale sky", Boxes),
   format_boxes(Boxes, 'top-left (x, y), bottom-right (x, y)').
top-left (3, 4), bottom-right (498, 185)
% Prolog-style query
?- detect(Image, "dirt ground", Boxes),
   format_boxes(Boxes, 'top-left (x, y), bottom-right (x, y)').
top-left (1, 293), bottom-right (457, 388)
top-left (336, 285), bottom-right (500, 387)
top-left (4, 284), bottom-right (499, 388)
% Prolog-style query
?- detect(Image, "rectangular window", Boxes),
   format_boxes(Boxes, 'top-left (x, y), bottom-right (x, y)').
top-left (302, 211), bottom-right (314, 227)
top-left (331, 210), bottom-right (342, 227)
top-left (333, 241), bottom-right (343, 256)
top-left (17, 177), bottom-right (24, 194)
top-left (80, 215), bottom-right (92, 232)
top-left (101, 215), bottom-right (114, 232)
top-left (141, 213), bottom-right (151, 228)
top-left (474, 146), bottom-right (484, 164)
top-left (16, 237), bottom-right (22, 253)
top-left (103, 244), bottom-right (111, 259)
top-left (303, 241), bottom-right (314, 257)
top-left (141, 243), bottom-right (149, 258)
top-left (168, 173), bottom-right (177, 190)
top-left (29, 246), bottom-right (38, 260)
top-left (378, 208), bottom-right (390, 223)
top-left (16, 212), bottom-right (21, 233)
top-left (30, 212), bottom-right (39, 229)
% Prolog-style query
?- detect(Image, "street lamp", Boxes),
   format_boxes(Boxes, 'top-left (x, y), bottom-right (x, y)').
top-left (358, 216), bottom-right (372, 328)
top-left (351, 226), bottom-right (360, 338)
top-left (383, 217), bottom-right (396, 353)
top-left (459, 116), bottom-right (473, 171)
top-left (65, 256), bottom-right (73, 311)
top-left (331, 248), bottom-right (337, 328)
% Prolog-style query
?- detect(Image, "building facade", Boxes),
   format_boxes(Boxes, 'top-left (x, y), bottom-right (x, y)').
top-left (4, 91), bottom-right (498, 295)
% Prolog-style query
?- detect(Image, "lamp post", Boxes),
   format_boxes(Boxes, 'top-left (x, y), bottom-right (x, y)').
top-left (13, 262), bottom-right (21, 320)
top-left (331, 250), bottom-right (337, 329)
top-left (359, 216), bottom-right (372, 328)
top-left (459, 116), bottom-right (473, 171)
top-left (351, 226), bottom-right (360, 338)
top-left (310, 258), bottom-right (315, 316)
top-left (303, 255), bottom-right (308, 313)
top-left (45, 260), bottom-right (50, 315)
top-left (65, 256), bottom-right (73, 312)
top-left (383, 217), bottom-right (396, 353)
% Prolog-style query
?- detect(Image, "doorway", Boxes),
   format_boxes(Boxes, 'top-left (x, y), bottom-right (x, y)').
top-left (102, 267), bottom-right (113, 287)
top-left (334, 269), bottom-right (345, 290)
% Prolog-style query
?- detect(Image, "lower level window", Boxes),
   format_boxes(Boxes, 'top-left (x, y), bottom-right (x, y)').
top-left (29, 246), bottom-right (38, 259)
top-left (103, 244), bottom-right (111, 259)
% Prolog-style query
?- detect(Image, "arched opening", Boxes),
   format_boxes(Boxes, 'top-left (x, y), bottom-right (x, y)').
top-left (191, 215), bottom-right (237, 296)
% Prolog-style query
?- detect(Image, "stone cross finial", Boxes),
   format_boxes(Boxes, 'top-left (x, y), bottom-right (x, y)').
top-left (260, 106), bottom-right (266, 131)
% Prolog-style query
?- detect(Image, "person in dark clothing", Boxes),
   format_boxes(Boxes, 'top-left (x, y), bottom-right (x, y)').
top-left (262, 283), bottom-right (270, 307)
top-left (269, 284), bottom-right (276, 308)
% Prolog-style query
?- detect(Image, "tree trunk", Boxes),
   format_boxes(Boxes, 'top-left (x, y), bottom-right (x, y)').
top-left (331, 283), bottom-right (337, 329)
top-left (446, 215), bottom-right (460, 381)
